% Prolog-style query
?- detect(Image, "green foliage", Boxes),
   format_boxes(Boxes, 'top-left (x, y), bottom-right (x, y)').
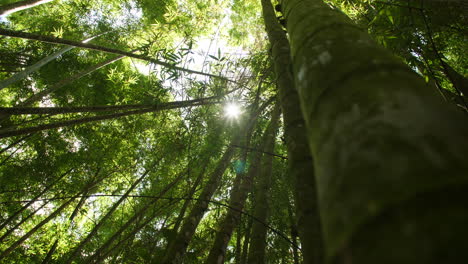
top-left (329, 0), bottom-right (467, 109)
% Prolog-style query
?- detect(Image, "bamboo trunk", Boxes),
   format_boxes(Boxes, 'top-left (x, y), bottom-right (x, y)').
top-left (0, 96), bottom-right (222, 139)
top-left (64, 165), bottom-right (157, 263)
top-left (204, 114), bottom-right (258, 264)
top-left (161, 142), bottom-right (238, 264)
top-left (0, 0), bottom-right (53, 16)
top-left (246, 103), bottom-right (280, 264)
top-left (0, 28), bottom-right (226, 80)
top-left (86, 168), bottom-right (186, 263)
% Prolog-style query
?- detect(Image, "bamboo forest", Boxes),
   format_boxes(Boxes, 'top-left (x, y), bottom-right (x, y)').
top-left (0, 0), bottom-right (467, 263)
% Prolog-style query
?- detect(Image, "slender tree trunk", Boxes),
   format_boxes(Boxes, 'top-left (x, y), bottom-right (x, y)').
top-left (204, 105), bottom-right (270, 264)
top-left (161, 142), bottom-right (238, 264)
top-left (171, 166), bottom-right (206, 234)
top-left (0, 28), bottom-right (227, 80)
top-left (0, 96), bottom-right (221, 139)
top-left (246, 103), bottom-right (280, 264)
top-left (86, 170), bottom-right (185, 263)
top-left (0, 0), bottom-right (53, 16)
top-left (261, 1), bottom-right (324, 263)
top-left (0, 133), bottom-right (33, 154)
top-left (0, 196), bottom-right (75, 259)
top-left (161, 100), bottom-right (267, 264)
top-left (0, 34), bottom-right (105, 91)
top-left (1, 92), bottom-right (225, 115)
top-left (234, 221), bottom-right (242, 264)
top-left (0, 200), bottom-right (50, 245)
top-left (442, 60), bottom-right (468, 97)
top-left (239, 215), bottom-right (252, 264)
top-left (169, 125), bottom-right (225, 238)
top-left (0, 45), bottom-right (72, 90)
top-left (0, 168), bottom-right (105, 259)
top-left (288, 203), bottom-right (300, 264)
top-left (93, 200), bottom-right (179, 264)
top-left (280, 0), bottom-right (468, 263)
top-left (41, 239), bottom-right (58, 264)
top-left (1, 104), bottom-right (159, 115)
top-left (42, 184), bottom-right (90, 263)
top-left (0, 168), bottom-right (72, 231)
top-left (64, 165), bottom-right (157, 263)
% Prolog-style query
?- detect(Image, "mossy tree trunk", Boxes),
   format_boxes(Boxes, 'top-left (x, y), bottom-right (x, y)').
top-left (280, 0), bottom-right (468, 263)
top-left (261, 0), bottom-right (323, 263)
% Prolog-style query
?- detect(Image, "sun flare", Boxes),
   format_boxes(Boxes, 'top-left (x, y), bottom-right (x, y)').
top-left (224, 103), bottom-right (241, 118)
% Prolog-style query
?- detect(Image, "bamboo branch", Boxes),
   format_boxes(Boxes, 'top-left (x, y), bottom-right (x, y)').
top-left (0, 28), bottom-right (228, 80)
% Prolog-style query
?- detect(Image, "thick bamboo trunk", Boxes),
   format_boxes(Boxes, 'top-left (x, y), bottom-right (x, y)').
top-left (0, 0), bottom-right (53, 16)
top-left (280, 0), bottom-right (468, 263)
top-left (246, 103), bottom-right (280, 264)
top-left (261, 0), bottom-right (324, 263)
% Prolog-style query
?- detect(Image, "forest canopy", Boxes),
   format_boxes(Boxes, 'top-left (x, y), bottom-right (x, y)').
top-left (0, 0), bottom-right (467, 263)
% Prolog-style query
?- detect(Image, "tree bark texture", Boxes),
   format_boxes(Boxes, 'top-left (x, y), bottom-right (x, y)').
top-left (280, 0), bottom-right (468, 263)
top-left (261, 0), bottom-right (324, 263)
